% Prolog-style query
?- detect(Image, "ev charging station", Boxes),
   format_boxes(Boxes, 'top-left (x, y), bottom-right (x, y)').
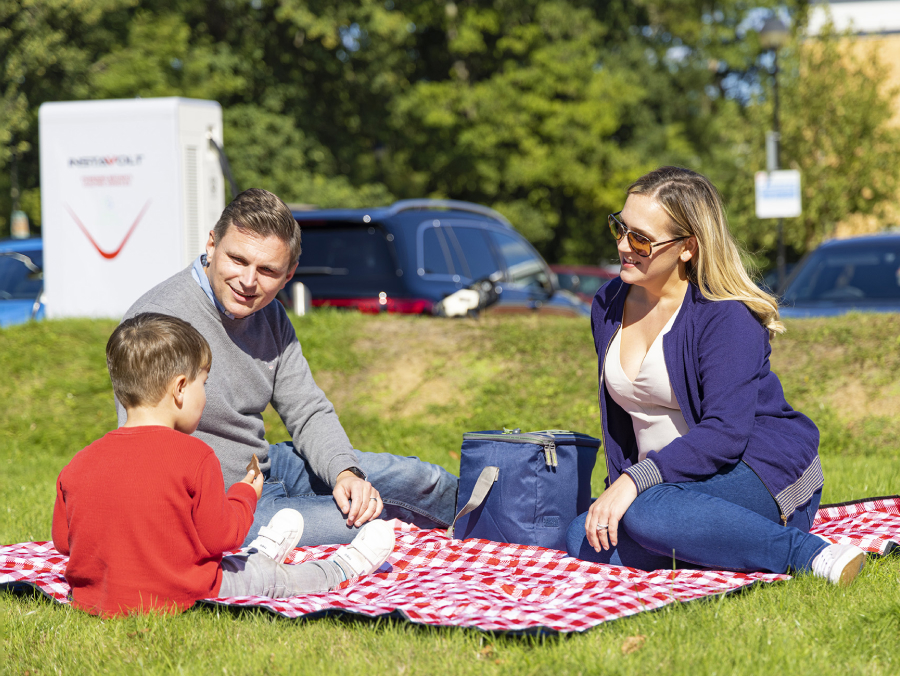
top-left (39, 97), bottom-right (226, 318)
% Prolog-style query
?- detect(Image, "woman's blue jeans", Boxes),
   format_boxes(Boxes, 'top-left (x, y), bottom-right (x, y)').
top-left (566, 461), bottom-right (828, 574)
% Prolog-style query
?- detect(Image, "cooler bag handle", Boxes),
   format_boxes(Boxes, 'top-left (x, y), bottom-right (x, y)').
top-left (446, 466), bottom-right (500, 539)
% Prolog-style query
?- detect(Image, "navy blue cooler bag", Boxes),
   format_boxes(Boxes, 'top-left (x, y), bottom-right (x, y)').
top-left (448, 429), bottom-right (601, 551)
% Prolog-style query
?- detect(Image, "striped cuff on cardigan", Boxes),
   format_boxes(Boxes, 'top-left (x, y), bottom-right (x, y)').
top-left (624, 459), bottom-right (664, 493)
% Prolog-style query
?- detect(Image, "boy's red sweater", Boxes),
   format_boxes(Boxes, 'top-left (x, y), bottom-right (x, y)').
top-left (52, 425), bottom-right (257, 617)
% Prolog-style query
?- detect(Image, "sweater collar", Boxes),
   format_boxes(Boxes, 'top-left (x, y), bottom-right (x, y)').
top-left (191, 254), bottom-right (236, 320)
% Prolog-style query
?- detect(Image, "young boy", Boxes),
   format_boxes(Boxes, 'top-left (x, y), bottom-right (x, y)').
top-left (52, 312), bottom-right (395, 617)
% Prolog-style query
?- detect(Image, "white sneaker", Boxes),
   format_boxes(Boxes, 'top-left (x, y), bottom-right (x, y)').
top-left (246, 509), bottom-right (304, 564)
top-left (811, 542), bottom-right (866, 586)
top-left (329, 520), bottom-right (396, 579)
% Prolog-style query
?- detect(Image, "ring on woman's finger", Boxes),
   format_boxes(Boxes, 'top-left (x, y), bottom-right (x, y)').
top-left (369, 497), bottom-right (378, 502)
top-left (595, 523), bottom-right (609, 530)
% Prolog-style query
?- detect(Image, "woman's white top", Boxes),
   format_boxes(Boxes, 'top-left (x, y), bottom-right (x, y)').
top-left (604, 305), bottom-right (689, 462)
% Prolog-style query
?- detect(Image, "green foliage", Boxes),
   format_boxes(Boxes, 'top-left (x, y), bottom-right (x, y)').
top-left (3, 0), bottom-right (900, 265)
top-left (223, 103), bottom-right (394, 206)
top-left (2, 311), bottom-right (900, 674)
top-left (715, 21), bottom-right (900, 257)
top-left (87, 11), bottom-right (247, 100)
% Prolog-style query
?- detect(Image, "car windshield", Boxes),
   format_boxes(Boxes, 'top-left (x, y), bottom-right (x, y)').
top-left (488, 231), bottom-right (552, 294)
top-left (783, 242), bottom-right (900, 303)
top-left (0, 251), bottom-right (43, 300)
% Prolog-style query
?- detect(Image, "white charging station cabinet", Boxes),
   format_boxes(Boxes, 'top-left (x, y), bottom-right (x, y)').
top-left (39, 97), bottom-right (226, 318)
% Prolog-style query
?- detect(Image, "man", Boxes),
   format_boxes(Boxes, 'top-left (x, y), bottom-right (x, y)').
top-left (120, 188), bottom-right (459, 546)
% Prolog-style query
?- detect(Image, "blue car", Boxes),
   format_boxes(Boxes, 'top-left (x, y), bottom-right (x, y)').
top-left (285, 200), bottom-right (589, 317)
top-left (780, 232), bottom-right (900, 318)
top-left (0, 238), bottom-right (45, 328)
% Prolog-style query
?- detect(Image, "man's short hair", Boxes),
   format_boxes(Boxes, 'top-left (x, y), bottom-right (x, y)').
top-left (107, 313), bottom-right (212, 409)
top-left (212, 188), bottom-right (302, 263)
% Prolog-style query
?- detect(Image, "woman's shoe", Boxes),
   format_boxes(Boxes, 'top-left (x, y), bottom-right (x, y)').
top-left (811, 543), bottom-right (866, 586)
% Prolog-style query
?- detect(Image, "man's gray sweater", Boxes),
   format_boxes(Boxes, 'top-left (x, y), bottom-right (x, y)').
top-left (118, 266), bottom-right (359, 488)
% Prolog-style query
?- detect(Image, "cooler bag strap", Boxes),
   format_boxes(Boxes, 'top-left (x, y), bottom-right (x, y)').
top-left (446, 466), bottom-right (500, 539)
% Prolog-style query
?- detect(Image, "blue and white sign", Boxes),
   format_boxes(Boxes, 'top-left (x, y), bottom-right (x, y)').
top-left (755, 170), bottom-right (802, 219)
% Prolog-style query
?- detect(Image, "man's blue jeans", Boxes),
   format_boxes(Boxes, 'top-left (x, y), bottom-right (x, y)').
top-left (245, 442), bottom-right (459, 547)
top-left (566, 461), bottom-right (828, 574)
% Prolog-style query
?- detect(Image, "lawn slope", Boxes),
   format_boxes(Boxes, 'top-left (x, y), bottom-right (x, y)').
top-left (2, 311), bottom-right (898, 675)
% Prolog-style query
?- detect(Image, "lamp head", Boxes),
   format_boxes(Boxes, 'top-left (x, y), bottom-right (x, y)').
top-left (759, 16), bottom-right (790, 51)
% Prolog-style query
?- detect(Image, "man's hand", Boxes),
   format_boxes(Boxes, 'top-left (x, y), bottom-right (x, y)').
top-left (333, 470), bottom-right (383, 527)
top-left (585, 474), bottom-right (638, 552)
top-left (239, 469), bottom-right (264, 499)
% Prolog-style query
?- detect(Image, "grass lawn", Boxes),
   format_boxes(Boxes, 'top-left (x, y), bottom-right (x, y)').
top-left (1, 311), bottom-right (899, 675)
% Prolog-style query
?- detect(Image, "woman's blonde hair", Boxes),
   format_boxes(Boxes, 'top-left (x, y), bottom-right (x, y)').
top-left (627, 166), bottom-right (784, 336)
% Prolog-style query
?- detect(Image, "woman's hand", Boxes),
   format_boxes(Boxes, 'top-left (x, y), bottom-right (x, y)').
top-left (585, 474), bottom-right (638, 552)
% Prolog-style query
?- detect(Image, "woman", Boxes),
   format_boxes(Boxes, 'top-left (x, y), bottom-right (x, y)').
top-left (566, 166), bottom-right (865, 584)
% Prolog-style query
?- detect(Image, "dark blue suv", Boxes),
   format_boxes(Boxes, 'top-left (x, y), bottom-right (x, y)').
top-left (284, 200), bottom-right (589, 317)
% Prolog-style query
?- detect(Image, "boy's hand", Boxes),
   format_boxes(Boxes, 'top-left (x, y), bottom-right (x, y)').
top-left (333, 470), bottom-right (383, 527)
top-left (240, 470), bottom-right (264, 499)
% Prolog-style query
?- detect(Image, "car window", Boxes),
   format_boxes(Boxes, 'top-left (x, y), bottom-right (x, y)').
top-left (488, 231), bottom-right (551, 293)
top-left (421, 225), bottom-right (455, 276)
top-left (448, 226), bottom-right (501, 281)
top-left (0, 252), bottom-right (43, 300)
top-left (556, 273), bottom-right (577, 292)
top-left (784, 246), bottom-right (900, 302)
top-left (575, 275), bottom-right (607, 296)
top-left (295, 226), bottom-right (397, 280)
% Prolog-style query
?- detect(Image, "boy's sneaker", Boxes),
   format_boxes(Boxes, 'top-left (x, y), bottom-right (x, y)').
top-left (246, 509), bottom-right (304, 564)
top-left (329, 520), bottom-right (396, 579)
top-left (811, 542), bottom-right (866, 586)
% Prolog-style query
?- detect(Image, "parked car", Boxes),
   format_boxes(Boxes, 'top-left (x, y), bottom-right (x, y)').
top-left (758, 263), bottom-right (796, 295)
top-left (284, 200), bottom-right (589, 317)
top-left (0, 238), bottom-right (44, 328)
top-left (779, 232), bottom-right (900, 318)
top-left (550, 264), bottom-right (618, 303)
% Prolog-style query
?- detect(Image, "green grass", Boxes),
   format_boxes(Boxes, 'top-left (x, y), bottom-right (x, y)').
top-left (2, 311), bottom-right (899, 675)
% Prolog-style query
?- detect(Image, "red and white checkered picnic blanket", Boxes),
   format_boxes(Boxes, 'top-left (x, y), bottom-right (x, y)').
top-left (3, 496), bottom-right (898, 633)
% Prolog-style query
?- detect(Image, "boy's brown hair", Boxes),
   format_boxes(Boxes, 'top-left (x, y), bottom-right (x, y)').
top-left (107, 313), bottom-right (212, 409)
top-left (212, 188), bottom-right (302, 262)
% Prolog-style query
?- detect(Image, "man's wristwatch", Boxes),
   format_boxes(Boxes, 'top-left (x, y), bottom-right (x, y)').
top-left (343, 466), bottom-right (367, 481)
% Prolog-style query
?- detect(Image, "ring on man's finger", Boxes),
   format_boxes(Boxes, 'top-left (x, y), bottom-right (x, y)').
top-left (370, 497), bottom-right (378, 502)
top-left (595, 523), bottom-right (609, 530)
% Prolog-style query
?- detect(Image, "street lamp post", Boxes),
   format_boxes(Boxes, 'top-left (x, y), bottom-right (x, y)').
top-left (759, 16), bottom-right (790, 290)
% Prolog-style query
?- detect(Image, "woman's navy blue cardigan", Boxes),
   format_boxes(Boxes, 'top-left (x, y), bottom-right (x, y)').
top-left (592, 278), bottom-right (822, 522)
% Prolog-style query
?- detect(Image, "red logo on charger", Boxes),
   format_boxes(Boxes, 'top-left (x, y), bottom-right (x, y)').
top-left (65, 201), bottom-right (151, 260)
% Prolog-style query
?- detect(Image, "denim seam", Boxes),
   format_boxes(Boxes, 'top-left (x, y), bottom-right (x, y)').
top-left (262, 486), bottom-right (451, 527)
top-left (800, 539), bottom-right (831, 572)
top-left (380, 497), bottom-right (452, 527)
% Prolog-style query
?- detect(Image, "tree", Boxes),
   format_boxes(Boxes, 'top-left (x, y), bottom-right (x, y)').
top-left (712, 19), bottom-right (900, 262)
top-left (4, 0), bottom-right (899, 272)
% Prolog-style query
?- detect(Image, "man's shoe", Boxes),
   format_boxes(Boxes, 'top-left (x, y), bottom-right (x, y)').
top-left (246, 509), bottom-right (304, 564)
top-left (329, 520), bottom-right (396, 579)
top-left (811, 542), bottom-right (866, 586)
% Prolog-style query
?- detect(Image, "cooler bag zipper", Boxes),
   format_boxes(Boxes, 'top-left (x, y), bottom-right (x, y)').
top-left (462, 430), bottom-right (599, 467)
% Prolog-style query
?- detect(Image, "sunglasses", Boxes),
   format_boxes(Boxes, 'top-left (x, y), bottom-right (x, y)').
top-left (608, 212), bottom-right (688, 258)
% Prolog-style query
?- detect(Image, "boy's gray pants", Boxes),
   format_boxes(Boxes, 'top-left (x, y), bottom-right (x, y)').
top-left (218, 551), bottom-right (345, 598)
